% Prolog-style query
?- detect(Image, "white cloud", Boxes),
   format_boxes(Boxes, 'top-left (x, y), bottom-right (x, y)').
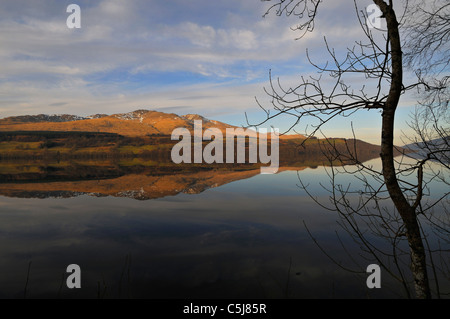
top-left (0, 0), bottom-right (423, 144)
top-left (178, 22), bottom-right (217, 48)
top-left (218, 28), bottom-right (257, 50)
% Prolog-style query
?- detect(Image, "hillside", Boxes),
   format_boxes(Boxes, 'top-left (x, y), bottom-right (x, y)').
top-left (0, 109), bottom-right (393, 170)
top-left (0, 110), bottom-right (247, 137)
top-left (403, 136), bottom-right (449, 163)
top-left (0, 109), bottom-right (308, 140)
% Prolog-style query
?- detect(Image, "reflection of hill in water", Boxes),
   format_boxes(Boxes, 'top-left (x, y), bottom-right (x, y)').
top-left (0, 160), bottom-right (307, 200)
top-left (0, 140), bottom-right (384, 200)
top-left (0, 168), bottom-right (264, 200)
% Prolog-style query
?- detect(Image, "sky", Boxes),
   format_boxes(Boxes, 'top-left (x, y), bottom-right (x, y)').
top-left (0, 0), bottom-right (425, 144)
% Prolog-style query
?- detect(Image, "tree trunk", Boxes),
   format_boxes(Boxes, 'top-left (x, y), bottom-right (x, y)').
top-left (373, 0), bottom-right (431, 299)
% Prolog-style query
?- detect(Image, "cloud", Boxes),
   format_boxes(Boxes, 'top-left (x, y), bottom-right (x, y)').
top-left (0, 0), bottom-right (422, 143)
top-left (0, 0), bottom-right (315, 82)
top-left (48, 102), bottom-right (68, 107)
top-left (178, 22), bottom-right (217, 48)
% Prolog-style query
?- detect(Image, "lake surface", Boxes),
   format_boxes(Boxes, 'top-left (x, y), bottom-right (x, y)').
top-left (0, 157), bottom-right (448, 299)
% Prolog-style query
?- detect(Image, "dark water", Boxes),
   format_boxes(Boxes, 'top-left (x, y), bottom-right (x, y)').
top-left (0, 158), bottom-right (448, 299)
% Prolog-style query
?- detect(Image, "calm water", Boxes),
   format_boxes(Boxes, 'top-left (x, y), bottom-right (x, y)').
top-left (0, 158), bottom-right (448, 299)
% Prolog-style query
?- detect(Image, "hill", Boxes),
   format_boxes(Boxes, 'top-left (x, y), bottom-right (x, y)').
top-left (0, 109), bottom-right (394, 169)
top-left (0, 109), bottom-right (308, 140)
top-left (403, 136), bottom-right (449, 163)
top-left (0, 109), bottom-right (251, 137)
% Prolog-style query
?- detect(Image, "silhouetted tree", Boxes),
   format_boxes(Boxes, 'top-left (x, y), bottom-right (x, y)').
top-left (254, 0), bottom-right (449, 298)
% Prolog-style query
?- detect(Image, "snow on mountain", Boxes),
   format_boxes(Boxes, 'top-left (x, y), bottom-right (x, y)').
top-left (112, 109), bottom-right (150, 122)
top-left (3, 114), bottom-right (87, 123)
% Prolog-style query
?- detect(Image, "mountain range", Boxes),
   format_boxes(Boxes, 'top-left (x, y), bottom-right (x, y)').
top-left (0, 109), bottom-right (301, 138)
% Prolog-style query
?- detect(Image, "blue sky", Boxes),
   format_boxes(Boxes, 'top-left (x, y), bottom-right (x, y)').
top-left (0, 0), bottom-right (424, 144)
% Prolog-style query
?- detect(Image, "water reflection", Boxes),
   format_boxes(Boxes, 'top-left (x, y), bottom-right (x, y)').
top-left (0, 158), bottom-right (447, 299)
top-left (0, 156), bottom-right (318, 200)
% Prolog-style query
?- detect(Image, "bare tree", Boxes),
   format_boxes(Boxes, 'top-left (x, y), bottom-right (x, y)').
top-left (253, 0), bottom-right (449, 298)
top-left (403, 0), bottom-right (449, 167)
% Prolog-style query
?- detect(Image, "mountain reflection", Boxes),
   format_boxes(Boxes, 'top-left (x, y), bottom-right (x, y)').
top-left (0, 167), bottom-right (263, 200)
top-left (0, 145), bottom-right (381, 200)
top-left (0, 160), bottom-right (303, 200)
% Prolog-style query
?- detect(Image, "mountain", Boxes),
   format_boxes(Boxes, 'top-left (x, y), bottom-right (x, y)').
top-left (0, 109), bottom-right (246, 137)
top-left (0, 109), bottom-right (306, 139)
top-left (404, 136), bottom-right (449, 151)
top-left (403, 136), bottom-right (449, 162)
top-left (0, 114), bottom-right (88, 123)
